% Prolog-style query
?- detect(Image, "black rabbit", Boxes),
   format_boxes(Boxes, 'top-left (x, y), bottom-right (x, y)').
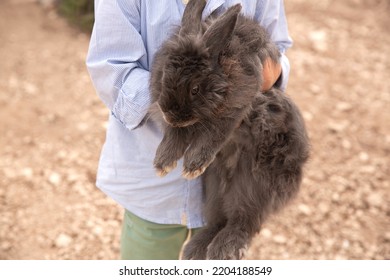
top-left (149, 0), bottom-right (309, 259)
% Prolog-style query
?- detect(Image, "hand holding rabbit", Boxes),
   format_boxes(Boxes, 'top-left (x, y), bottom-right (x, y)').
top-left (261, 57), bottom-right (282, 92)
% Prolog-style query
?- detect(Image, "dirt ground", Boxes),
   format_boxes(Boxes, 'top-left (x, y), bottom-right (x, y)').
top-left (0, 0), bottom-right (389, 260)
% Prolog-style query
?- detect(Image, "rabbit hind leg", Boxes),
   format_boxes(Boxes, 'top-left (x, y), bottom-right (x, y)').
top-left (181, 222), bottom-right (225, 260)
top-left (205, 218), bottom-right (252, 260)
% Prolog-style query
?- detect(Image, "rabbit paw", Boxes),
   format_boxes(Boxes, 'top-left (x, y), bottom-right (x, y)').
top-left (181, 229), bottom-right (215, 260)
top-left (154, 160), bottom-right (177, 177)
top-left (183, 151), bottom-right (215, 180)
top-left (207, 240), bottom-right (248, 260)
top-left (182, 155), bottom-right (215, 179)
top-left (181, 240), bottom-right (208, 260)
top-left (182, 166), bottom-right (207, 180)
top-left (206, 230), bottom-right (248, 260)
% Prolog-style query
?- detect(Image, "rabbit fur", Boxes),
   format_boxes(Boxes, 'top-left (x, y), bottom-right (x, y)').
top-left (148, 0), bottom-right (310, 259)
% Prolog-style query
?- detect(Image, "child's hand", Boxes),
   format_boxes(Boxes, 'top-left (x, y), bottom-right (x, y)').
top-left (261, 57), bottom-right (282, 92)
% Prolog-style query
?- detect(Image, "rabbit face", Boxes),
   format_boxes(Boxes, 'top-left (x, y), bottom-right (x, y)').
top-left (151, 3), bottom-right (243, 128)
top-left (157, 36), bottom-right (229, 127)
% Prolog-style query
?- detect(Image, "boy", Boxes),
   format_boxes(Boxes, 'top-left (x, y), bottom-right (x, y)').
top-left (86, 0), bottom-right (292, 259)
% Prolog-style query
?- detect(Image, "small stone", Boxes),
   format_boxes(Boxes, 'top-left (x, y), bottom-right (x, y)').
top-left (332, 193), bottom-right (340, 202)
top-left (327, 121), bottom-right (349, 133)
top-left (308, 30), bottom-right (328, 52)
top-left (48, 172), bottom-right (62, 186)
top-left (57, 150), bottom-right (68, 160)
top-left (273, 235), bottom-right (287, 244)
top-left (341, 139), bottom-right (352, 149)
top-left (261, 228), bottom-right (272, 239)
top-left (86, 220), bottom-right (95, 228)
top-left (309, 84), bottom-right (321, 94)
top-left (67, 171), bottom-right (81, 183)
top-left (93, 226), bottom-right (104, 236)
top-left (342, 240), bottom-right (350, 249)
top-left (358, 152), bottom-right (369, 162)
top-left (23, 82), bottom-right (38, 95)
top-left (298, 203), bottom-right (312, 215)
top-left (325, 239), bottom-right (335, 247)
top-left (21, 167), bottom-right (33, 179)
top-left (302, 111), bottom-right (313, 121)
top-left (55, 233), bottom-right (73, 248)
top-left (366, 193), bottom-right (383, 208)
top-left (336, 102), bottom-right (352, 112)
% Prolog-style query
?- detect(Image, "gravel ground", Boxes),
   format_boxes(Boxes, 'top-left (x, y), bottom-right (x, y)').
top-left (0, 0), bottom-right (389, 260)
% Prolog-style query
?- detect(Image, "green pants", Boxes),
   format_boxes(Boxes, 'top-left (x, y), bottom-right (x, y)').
top-left (121, 210), bottom-right (202, 260)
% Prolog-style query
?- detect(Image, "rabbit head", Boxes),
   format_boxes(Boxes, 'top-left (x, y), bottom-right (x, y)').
top-left (152, 2), bottom-right (243, 128)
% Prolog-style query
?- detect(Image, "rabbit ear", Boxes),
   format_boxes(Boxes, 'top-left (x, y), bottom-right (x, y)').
top-left (203, 4), bottom-right (242, 59)
top-left (180, 0), bottom-right (207, 36)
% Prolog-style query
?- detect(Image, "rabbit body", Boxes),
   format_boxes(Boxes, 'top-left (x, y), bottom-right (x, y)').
top-left (149, 0), bottom-right (309, 259)
top-left (183, 89), bottom-right (309, 259)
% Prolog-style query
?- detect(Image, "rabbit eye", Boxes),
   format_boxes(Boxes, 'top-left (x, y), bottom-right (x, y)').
top-left (267, 103), bottom-right (282, 113)
top-left (191, 85), bottom-right (200, 95)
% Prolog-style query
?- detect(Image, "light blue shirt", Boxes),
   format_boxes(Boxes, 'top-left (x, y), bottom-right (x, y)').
top-left (86, 0), bottom-right (293, 228)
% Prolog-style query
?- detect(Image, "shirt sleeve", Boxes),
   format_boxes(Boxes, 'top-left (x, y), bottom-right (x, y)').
top-left (86, 0), bottom-right (150, 130)
top-left (255, 0), bottom-right (293, 91)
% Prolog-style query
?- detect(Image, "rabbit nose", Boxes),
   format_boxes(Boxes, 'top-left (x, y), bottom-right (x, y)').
top-left (172, 104), bottom-right (180, 111)
top-left (183, 113), bottom-right (191, 120)
top-left (182, 108), bottom-right (192, 118)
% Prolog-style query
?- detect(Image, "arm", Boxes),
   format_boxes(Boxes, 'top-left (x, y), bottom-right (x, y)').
top-left (256, 0), bottom-right (293, 92)
top-left (86, 0), bottom-right (150, 130)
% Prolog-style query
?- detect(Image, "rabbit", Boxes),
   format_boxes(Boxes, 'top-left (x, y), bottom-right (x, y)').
top-left (148, 0), bottom-right (310, 259)
top-left (150, 0), bottom-right (282, 179)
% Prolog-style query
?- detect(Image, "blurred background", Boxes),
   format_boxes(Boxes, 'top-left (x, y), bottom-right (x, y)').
top-left (0, 0), bottom-right (389, 259)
